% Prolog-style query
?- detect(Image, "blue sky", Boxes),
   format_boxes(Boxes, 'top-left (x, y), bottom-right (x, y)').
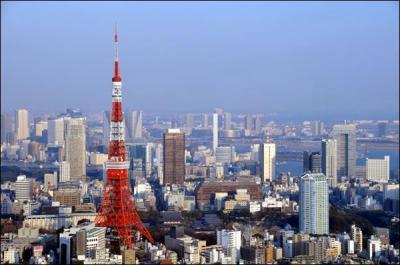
top-left (1, 1), bottom-right (399, 119)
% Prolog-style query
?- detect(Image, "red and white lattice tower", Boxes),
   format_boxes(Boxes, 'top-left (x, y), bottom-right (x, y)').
top-left (95, 27), bottom-right (155, 249)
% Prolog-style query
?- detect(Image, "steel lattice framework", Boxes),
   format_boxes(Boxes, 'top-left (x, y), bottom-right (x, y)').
top-left (95, 28), bottom-right (155, 249)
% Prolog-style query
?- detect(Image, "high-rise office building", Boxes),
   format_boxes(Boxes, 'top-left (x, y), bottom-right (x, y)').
top-left (244, 115), bottom-right (253, 132)
top-left (299, 173), bottom-right (329, 235)
top-left (259, 142), bottom-right (276, 182)
top-left (202, 113), bottom-right (209, 128)
top-left (15, 109), bottom-right (29, 141)
top-left (322, 139), bottom-right (338, 188)
top-left (366, 156), bottom-right (390, 183)
top-left (303, 151), bottom-right (321, 173)
top-left (48, 117), bottom-right (65, 146)
top-left (102, 111), bottom-right (111, 146)
top-left (224, 112), bottom-right (232, 130)
top-left (65, 118), bottom-right (86, 181)
top-left (254, 115), bottom-right (261, 135)
top-left (163, 129), bottom-right (185, 185)
top-left (186, 113), bottom-right (193, 129)
top-left (351, 224), bottom-right (363, 252)
top-left (15, 175), bottom-right (33, 202)
top-left (126, 110), bottom-right (143, 141)
top-left (59, 161), bottom-right (71, 183)
top-left (213, 113), bottom-right (218, 154)
top-left (1, 113), bottom-right (13, 144)
top-left (332, 124), bottom-right (357, 179)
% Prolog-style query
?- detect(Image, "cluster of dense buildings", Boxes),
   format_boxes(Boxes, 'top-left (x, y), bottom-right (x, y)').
top-left (1, 107), bottom-right (399, 264)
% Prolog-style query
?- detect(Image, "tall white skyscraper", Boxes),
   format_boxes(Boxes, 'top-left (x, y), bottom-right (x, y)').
top-left (322, 139), bottom-right (338, 188)
top-left (217, 229), bottom-right (241, 262)
top-left (299, 173), bottom-right (329, 235)
top-left (65, 118), bottom-right (86, 181)
top-left (366, 156), bottom-right (390, 183)
top-left (15, 175), bottom-right (33, 201)
top-left (126, 110), bottom-right (143, 141)
top-left (102, 111), bottom-right (111, 146)
top-left (48, 117), bottom-right (65, 146)
top-left (59, 161), bottom-right (71, 182)
top-left (259, 142), bottom-right (276, 182)
top-left (213, 113), bottom-right (218, 154)
top-left (332, 124), bottom-right (357, 179)
top-left (15, 109), bottom-right (29, 141)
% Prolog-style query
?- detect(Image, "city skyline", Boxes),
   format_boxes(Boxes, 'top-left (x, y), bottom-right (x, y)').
top-left (1, 2), bottom-right (399, 119)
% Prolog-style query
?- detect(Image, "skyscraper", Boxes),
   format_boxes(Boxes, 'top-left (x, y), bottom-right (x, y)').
top-left (299, 173), bottom-right (329, 235)
top-left (332, 124), bottom-right (357, 179)
top-left (163, 128), bottom-right (185, 185)
top-left (1, 113), bottom-right (13, 144)
top-left (303, 151), bottom-right (321, 173)
top-left (259, 142), bottom-right (276, 182)
top-left (244, 115), bottom-right (253, 132)
top-left (48, 117), bottom-right (65, 146)
top-left (366, 156), bottom-right (390, 183)
top-left (126, 110), bottom-right (143, 141)
top-left (65, 118), bottom-right (86, 181)
top-left (254, 115), bottom-right (261, 135)
top-left (202, 113), bottom-right (209, 128)
top-left (15, 109), bottom-right (29, 141)
top-left (224, 112), bottom-right (232, 130)
top-left (322, 139), bottom-right (338, 188)
top-left (186, 113), bottom-right (193, 128)
top-left (213, 113), bottom-right (218, 154)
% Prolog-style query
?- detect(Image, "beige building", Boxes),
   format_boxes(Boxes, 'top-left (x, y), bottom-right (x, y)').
top-left (15, 109), bottom-right (29, 141)
top-left (259, 142), bottom-right (276, 182)
top-left (66, 118), bottom-right (86, 181)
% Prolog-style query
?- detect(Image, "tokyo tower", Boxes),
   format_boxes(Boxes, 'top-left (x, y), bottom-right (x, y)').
top-left (95, 28), bottom-right (155, 249)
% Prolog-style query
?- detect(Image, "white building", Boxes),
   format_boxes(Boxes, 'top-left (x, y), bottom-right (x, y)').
top-left (321, 139), bottom-right (337, 187)
top-left (213, 113), bottom-right (218, 154)
top-left (59, 161), bottom-right (71, 183)
top-left (47, 117), bottom-right (65, 146)
top-left (366, 156), bottom-right (390, 183)
top-left (217, 229), bottom-right (241, 262)
top-left (3, 248), bottom-right (20, 264)
top-left (368, 235), bottom-right (381, 260)
top-left (15, 109), bottom-right (29, 141)
top-left (259, 142), bottom-right (276, 182)
top-left (15, 175), bottom-right (33, 202)
top-left (299, 173), bottom-right (329, 235)
top-left (126, 110), bottom-right (143, 141)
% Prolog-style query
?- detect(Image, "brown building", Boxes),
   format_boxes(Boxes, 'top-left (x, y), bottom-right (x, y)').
top-left (53, 191), bottom-right (81, 206)
top-left (163, 129), bottom-right (185, 185)
top-left (265, 243), bottom-right (274, 263)
top-left (196, 177), bottom-right (261, 206)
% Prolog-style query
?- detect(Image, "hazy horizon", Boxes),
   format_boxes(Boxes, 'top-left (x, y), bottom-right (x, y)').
top-left (1, 2), bottom-right (399, 120)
